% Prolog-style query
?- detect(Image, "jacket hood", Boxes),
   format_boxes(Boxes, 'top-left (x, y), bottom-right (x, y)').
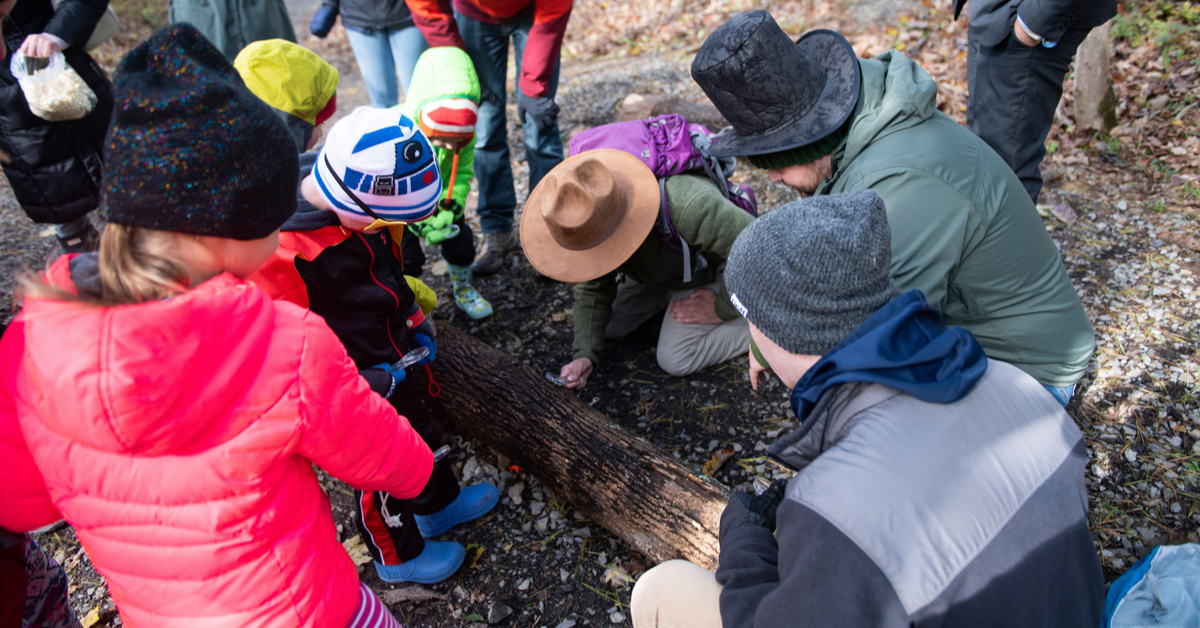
top-left (834, 52), bottom-right (938, 174)
top-left (785, 290), bottom-right (987, 424)
top-left (398, 47), bottom-right (481, 119)
top-left (20, 256), bottom-right (284, 455)
top-left (283, 152), bottom-right (341, 231)
top-left (235, 39), bottom-right (339, 126)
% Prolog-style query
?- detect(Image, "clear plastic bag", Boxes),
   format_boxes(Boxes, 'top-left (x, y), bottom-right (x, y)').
top-left (10, 50), bottom-right (97, 122)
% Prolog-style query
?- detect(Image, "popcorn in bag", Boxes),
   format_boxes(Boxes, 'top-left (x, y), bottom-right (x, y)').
top-left (11, 50), bottom-right (97, 122)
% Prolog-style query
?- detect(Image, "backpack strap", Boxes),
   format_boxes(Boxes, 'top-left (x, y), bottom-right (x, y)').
top-left (658, 177), bottom-right (707, 284)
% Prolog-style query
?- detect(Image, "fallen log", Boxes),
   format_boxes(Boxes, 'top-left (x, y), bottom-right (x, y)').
top-left (413, 324), bottom-right (729, 570)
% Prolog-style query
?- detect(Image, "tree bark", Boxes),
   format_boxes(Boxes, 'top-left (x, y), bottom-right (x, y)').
top-left (413, 324), bottom-right (729, 570)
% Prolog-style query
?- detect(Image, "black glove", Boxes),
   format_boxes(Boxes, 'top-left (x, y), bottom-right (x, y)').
top-left (516, 89), bottom-right (560, 134)
top-left (310, 5), bottom-right (338, 38)
top-left (730, 479), bottom-right (788, 533)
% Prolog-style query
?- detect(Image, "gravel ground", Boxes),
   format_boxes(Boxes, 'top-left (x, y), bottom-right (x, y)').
top-left (3, 1), bottom-right (1197, 626)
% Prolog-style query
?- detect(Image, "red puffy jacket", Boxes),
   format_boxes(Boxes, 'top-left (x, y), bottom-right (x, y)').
top-left (0, 256), bottom-right (433, 628)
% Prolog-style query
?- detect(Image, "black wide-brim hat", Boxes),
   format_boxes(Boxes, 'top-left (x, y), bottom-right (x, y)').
top-left (692, 11), bottom-right (861, 158)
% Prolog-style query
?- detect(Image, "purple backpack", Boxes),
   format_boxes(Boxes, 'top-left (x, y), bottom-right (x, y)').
top-left (568, 114), bottom-right (758, 282)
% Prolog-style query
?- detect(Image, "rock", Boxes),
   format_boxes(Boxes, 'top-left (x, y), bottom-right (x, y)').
top-left (1074, 23), bottom-right (1117, 133)
top-left (488, 602), bottom-right (513, 624)
top-left (518, 578), bottom-right (531, 591)
top-left (462, 456), bottom-right (480, 482)
top-left (554, 620), bottom-right (577, 628)
top-left (610, 611), bottom-right (627, 624)
top-left (617, 93), bottom-right (728, 132)
top-left (560, 568), bottom-right (571, 582)
top-left (530, 501), bottom-right (546, 515)
top-left (453, 585), bottom-right (468, 600)
top-left (508, 482), bottom-right (525, 505)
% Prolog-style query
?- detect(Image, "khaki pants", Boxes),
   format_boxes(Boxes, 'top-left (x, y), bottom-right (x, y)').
top-left (606, 272), bottom-right (750, 377)
top-left (631, 560), bottom-right (723, 628)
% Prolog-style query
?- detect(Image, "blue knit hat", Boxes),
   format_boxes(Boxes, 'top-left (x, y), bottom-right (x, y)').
top-left (102, 24), bottom-right (299, 240)
top-left (310, 107), bottom-right (442, 231)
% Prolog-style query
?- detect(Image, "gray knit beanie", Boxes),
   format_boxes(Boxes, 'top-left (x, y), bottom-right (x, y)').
top-left (725, 190), bottom-right (894, 355)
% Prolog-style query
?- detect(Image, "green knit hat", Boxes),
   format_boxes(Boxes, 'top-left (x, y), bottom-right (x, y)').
top-left (747, 114), bottom-right (853, 170)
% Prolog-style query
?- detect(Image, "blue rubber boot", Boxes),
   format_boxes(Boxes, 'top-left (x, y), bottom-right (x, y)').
top-left (414, 483), bottom-right (500, 538)
top-left (449, 264), bottom-right (493, 320)
top-left (373, 541), bottom-right (466, 584)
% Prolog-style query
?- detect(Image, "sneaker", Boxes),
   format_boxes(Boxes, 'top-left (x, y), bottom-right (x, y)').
top-left (470, 230), bottom-right (517, 275)
top-left (448, 264), bottom-right (493, 319)
top-left (373, 541), bottom-right (466, 584)
top-left (414, 483), bottom-right (500, 539)
top-left (56, 222), bottom-right (99, 254)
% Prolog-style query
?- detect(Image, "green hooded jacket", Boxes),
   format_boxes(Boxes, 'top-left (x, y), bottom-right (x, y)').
top-left (397, 47), bottom-right (479, 210)
top-left (817, 51), bottom-right (1094, 387)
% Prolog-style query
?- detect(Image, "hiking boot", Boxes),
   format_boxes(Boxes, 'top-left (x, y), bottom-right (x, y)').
top-left (373, 541), bottom-right (466, 584)
top-left (55, 221), bottom-right (99, 254)
top-left (448, 264), bottom-right (493, 319)
top-left (470, 230), bottom-right (517, 275)
top-left (414, 483), bottom-right (500, 538)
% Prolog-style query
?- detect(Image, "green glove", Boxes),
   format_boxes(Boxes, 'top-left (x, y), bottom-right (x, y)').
top-left (409, 200), bottom-right (462, 244)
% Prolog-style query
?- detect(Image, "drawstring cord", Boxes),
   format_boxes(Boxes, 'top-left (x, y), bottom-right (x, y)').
top-left (425, 364), bottom-right (440, 397)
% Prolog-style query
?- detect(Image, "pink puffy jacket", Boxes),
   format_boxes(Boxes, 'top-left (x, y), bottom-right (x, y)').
top-left (0, 257), bottom-right (434, 628)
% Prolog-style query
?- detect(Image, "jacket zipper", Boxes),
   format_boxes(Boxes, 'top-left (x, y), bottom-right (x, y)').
top-left (355, 232), bottom-right (405, 358)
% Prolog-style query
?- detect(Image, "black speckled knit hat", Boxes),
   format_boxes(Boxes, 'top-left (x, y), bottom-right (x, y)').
top-left (102, 24), bottom-right (298, 240)
top-left (725, 190), bottom-right (894, 355)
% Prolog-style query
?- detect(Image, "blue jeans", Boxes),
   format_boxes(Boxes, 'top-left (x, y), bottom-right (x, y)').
top-left (455, 10), bottom-right (564, 234)
top-left (344, 25), bottom-right (429, 108)
top-left (1042, 383), bottom-right (1076, 408)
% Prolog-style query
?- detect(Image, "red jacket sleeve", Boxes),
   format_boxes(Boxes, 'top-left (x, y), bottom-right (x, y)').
top-left (407, 0), bottom-right (465, 48)
top-left (294, 310), bottom-right (434, 499)
top-left (0, 321), bottom-right (63, 532)
top-left (519, 0), bottom-right (572, 98)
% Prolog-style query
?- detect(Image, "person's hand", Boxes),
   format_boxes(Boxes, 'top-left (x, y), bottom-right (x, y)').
top-left (730, 478), bottom-right (789, 532)
top-left (370, 363), bottom-right (405, 398)
top-left (19, 34), bottom-right (62, 58)
top-left (749, 343), bottom-right (771, 391)
top-left (310, 6), bottom-right (338, 38)
top-left (516, 89), bottom-right (560, 134)
top-left (1013, 18), bottom-right (1040, 47)
top-left (402, 303), bottom-right (436, 365)
top-left (670, 289), bottom-right (721, 325)
top-left (560, 358), bottom-right (593, 390)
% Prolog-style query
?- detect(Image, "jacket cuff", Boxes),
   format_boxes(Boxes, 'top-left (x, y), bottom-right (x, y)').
top-left (714, 290), bottom-right (740, 321)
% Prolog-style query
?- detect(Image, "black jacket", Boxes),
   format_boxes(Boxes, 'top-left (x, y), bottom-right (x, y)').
top-left (281, 154), bottom-right (419, 371)
top-left (953, 0), bottom-right (1117, 46)
top-left (322, 0), bottom-right (414, 34)
top-left (0, 0), bottom-right (113, 224)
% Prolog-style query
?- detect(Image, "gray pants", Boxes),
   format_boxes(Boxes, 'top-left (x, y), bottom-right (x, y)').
top-left (605, 272), bottom-right (750, 377)
top-left (967, 26), bottom-right (1092, 204)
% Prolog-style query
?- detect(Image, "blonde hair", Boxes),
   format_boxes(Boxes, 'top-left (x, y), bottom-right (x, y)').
top-left (20, 224), bottom-right (191, 306)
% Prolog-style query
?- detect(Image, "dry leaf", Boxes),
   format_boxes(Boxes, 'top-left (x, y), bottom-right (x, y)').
top-left (342, 535), bottom-right (373, 566)
top-left (1049, 201), bottom-right (1078, 226)
top-left (602, 562), bottom-right (635, 588)
top-left (81, 608), bottom-right (101, 628)
top-left (374, 585), bottom-right (449, 604)
top-left (467, 544), bottom-right (485, 569)
top-left (551, 309), bottom-right (572, 322)
top-left (702, 447), bottom-right (735, 476)
top-left (1158, 232), bottom-right (1200, 252)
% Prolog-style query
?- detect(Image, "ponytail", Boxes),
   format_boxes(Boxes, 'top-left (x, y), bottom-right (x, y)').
top-left (20, 224), bottom-right (190, 306)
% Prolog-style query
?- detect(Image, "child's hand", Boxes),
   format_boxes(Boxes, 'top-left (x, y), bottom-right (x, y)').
top-left (401, 303), bottom-right (436, 365)
top-left (370, 363), bottom-right (405, 398)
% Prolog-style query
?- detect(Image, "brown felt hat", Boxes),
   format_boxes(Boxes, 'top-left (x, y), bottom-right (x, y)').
top-left (520, 149), bottom-right (660, 283)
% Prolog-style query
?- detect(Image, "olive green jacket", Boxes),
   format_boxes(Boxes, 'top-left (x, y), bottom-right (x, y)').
top-left (817, 51), bottom-right (1094, 387)
top-left (572, 174), bottom-right (755, 365)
